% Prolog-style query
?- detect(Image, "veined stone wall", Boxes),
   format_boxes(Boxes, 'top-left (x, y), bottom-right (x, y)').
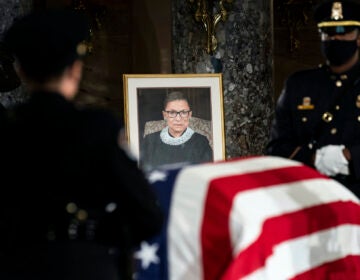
top-left (172, 0), bottom-right (274, 158)
top-left (0, 0), bottom-right (32, 107)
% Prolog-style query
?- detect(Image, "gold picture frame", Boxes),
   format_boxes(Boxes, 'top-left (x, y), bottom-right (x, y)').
top-left (123, 73), bottom-right (225, 171)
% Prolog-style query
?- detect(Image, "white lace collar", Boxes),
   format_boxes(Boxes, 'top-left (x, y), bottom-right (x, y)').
top-left (160, 127), bottom-right (194, 146)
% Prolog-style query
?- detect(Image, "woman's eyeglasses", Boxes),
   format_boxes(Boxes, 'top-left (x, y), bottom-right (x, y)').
top-left (164, 110), bottom-right (191, 118)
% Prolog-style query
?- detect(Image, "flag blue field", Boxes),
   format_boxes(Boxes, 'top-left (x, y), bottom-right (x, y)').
top-left (134, 167), bottom-right (180, 280)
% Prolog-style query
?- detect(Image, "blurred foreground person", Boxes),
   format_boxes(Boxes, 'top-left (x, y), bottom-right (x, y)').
top-left (1, 9), bottom-right (162, 280)
top-left (266, 0), bottom-right (360, 198)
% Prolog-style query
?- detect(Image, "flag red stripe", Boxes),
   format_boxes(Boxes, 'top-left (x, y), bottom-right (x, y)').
top-left (201, 165), bottom-right (326, 280)
top-left (290, 255), bottom-right (360, 280)
top-left (221, 201), bottom-right (360, 279)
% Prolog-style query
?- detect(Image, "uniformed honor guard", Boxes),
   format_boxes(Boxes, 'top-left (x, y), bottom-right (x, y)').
top-left (0, 9), bottom-right (162, 280)
top-left (266, 0), bottom-right (360, 198)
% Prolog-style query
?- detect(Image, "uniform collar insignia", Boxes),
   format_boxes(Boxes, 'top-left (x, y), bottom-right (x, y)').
top-left (297, 97), bottom-right (315, 110)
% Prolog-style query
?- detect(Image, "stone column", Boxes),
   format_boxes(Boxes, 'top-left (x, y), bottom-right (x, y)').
top-left (0, 0), bottom-right (32, 107)
top-left (172, 0), bottom-right (274, 158)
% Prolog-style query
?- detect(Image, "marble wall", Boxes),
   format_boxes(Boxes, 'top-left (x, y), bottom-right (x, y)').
top-left (0, 0), bottom-right (32, 107)
top-left (172, 0), bottom-right (274, 158)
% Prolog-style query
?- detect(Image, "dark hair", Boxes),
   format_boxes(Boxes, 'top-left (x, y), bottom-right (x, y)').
top-left (163, 91), bottom-right (191, 109)
top-left (3, 9), bottom-right (90, 83)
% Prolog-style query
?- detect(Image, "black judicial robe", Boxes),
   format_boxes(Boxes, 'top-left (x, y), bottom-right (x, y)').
top-left (0, 91), bottom-right (163, 280)
top-left (140, 129), bottom-right (213, 173)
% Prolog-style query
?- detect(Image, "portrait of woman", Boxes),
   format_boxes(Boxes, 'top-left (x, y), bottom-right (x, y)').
top-left (140, 91), bottom-right (213, 172)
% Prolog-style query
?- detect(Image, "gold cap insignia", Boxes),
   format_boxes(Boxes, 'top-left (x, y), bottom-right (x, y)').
top-left (331, 2), bottom-right (343, 20)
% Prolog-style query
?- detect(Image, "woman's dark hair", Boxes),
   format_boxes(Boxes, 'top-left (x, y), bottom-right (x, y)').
top-left (163, 91), bottom-right (191, 109)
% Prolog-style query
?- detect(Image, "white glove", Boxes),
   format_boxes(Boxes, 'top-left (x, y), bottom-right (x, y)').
top-left (315, 145), bottom-right (349, 176)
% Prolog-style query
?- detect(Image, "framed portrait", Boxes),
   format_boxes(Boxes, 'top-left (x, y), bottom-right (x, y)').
top-left (123, 73), bottom-right (225, 172)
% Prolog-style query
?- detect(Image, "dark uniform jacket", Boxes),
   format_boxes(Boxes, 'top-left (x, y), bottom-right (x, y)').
top-left (0, 91), bottom-right (163, 279)
top-left (266, 63), bottom-right (360, 198)
top-left (0, 102), bottom-right (5, 129)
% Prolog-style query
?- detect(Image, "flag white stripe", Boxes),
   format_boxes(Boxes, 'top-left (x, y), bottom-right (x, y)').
top-left (229, 178), bottom-right (359, 255)
top-left (243, 224), bottom-right (360, 280)
top-left (168, 157), bottom-right (302, 280)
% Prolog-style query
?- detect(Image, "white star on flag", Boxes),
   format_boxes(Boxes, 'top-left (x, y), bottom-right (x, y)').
top-left (134, 241), bottom-right (160, 269)
top-left (147, 170), bottom-right (168, 184)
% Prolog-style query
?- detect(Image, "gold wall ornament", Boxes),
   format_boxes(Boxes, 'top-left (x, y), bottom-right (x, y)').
top-left (189, 0), bottom-right (233, 54)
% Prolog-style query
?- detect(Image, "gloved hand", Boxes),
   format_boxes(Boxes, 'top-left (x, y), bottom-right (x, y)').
top-left (315, 145), bottom-right (349, 176)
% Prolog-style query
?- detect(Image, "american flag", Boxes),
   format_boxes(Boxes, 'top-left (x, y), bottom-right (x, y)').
top-left (134, 156), bottom-right (360, 280)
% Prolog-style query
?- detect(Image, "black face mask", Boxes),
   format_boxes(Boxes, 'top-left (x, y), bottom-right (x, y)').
top-left (321, 40), bottom-right (358, 66)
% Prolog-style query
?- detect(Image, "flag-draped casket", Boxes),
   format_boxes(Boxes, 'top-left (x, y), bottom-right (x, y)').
top-left (134, 156), bottom-right (360, 280)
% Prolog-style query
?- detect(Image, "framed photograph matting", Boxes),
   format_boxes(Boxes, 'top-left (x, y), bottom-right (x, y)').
top-left (123, 73), bottom-right (225, 171)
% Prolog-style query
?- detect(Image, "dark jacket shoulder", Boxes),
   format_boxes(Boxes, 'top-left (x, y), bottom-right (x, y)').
top-left (286, 65), bottom-right (327, 84)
